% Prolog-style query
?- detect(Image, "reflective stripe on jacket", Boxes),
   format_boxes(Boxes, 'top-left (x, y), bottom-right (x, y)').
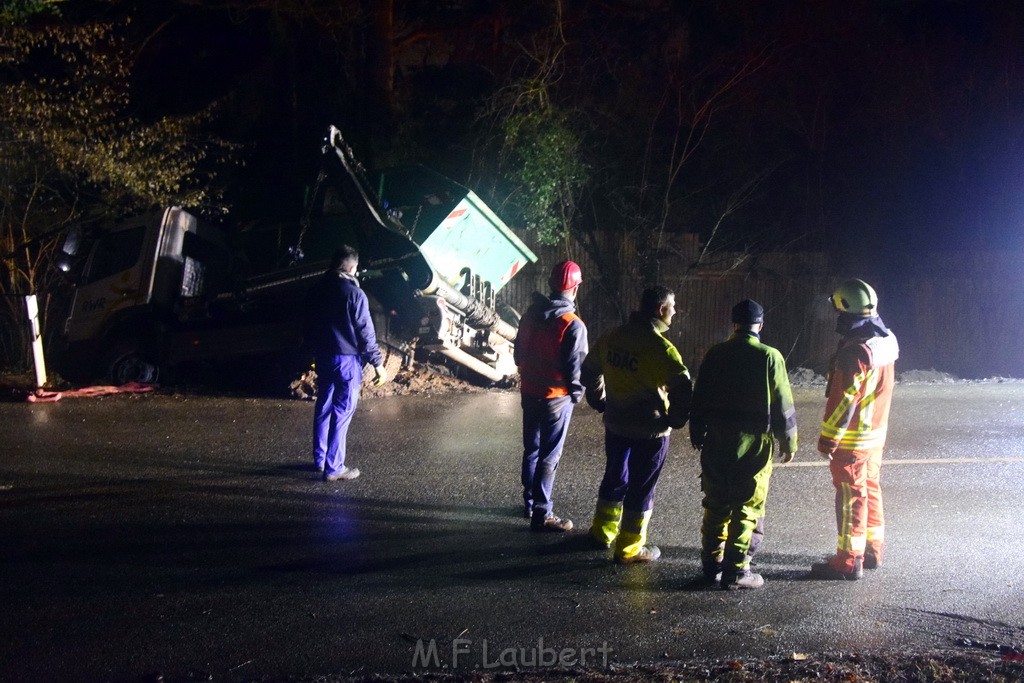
top-left (819, 331), bottom-right (899, 453)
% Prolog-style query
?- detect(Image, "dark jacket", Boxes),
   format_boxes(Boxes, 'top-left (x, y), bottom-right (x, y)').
top-left (689, 331), bottom-right (798, 453)
top-left (304, 270), bottom-right (383, 367)
top-left (514, 292), bottom-right (588, 402)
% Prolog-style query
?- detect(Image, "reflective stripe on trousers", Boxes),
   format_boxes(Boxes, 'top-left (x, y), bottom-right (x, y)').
top-left (700, 460), bottom-right (772, 573)
top-left (828, 444), bottom-right (885, 571)
top-left (590, 498), bottom-right (623, 546)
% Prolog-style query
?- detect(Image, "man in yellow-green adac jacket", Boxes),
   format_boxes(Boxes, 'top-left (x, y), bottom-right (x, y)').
top-left (582, 286), bottom-right (692, 563)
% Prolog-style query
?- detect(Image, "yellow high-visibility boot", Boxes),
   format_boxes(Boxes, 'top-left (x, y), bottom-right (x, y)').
top-left (614, 509), bottom-right (661, 563)
top-left (589, 499), bottom-right (623, 548)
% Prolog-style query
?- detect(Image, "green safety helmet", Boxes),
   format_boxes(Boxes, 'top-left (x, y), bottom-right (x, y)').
top-left (831, 279), bottom-right (878, 316)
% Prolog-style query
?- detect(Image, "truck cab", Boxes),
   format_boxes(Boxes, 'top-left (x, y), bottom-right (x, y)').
top-left (60, 207), bottom-right (243, 383)
top-left (56, 126), bottom-right (538, 391)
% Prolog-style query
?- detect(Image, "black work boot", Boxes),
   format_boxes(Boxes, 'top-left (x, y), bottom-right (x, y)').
top-left (810, 556), bottom-right (864, 580)
top-left (701, 559), bottom-right (723, 583)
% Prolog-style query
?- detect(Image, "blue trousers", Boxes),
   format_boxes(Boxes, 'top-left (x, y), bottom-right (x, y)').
top-left (597, 430), bottom-right (670, 513)
top-left (520, 395), bottom-right (574, 518)
top-left (313, 354), bottom-right (362, 476)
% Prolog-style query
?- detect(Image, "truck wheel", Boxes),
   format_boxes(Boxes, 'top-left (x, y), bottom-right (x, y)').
top-left (498, 302), bottom-right (522, 327)
top-left (105, 344), bottom-right (160, 385)
top-left (288, 344), bottom-right (403, 399)
top-left (361, 342), bottom-right (404, 386)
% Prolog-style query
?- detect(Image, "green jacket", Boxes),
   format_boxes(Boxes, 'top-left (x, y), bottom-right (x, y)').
top-left (689, 331), bottom-right (798, 453)
top-left (582, 313), bottom-right (692, 439)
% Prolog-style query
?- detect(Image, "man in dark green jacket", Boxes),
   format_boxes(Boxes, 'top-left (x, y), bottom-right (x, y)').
top-left (689, 299), bottom-right (798, 590)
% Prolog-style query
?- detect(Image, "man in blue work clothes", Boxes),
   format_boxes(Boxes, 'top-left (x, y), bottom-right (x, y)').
top-left (305, 245), bottom-right (388, 482)
top-left (515, 260), bottom-right (588, 532)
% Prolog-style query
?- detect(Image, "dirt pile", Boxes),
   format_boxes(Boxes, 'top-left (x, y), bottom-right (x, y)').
top-left (788, 367), bottom-right (826, 386)
top-left (288, 363), bottom-right (496, 400)
top-left (364, 365), bottom-right (492, 398)
top-left (280, 649), bottom-right (1024, 682)
top-left (899, 369), bottom-right (960, 384)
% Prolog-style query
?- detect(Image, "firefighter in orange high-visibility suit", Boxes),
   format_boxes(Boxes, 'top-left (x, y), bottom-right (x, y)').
top-left (810, 279), bottom-right (899, 581)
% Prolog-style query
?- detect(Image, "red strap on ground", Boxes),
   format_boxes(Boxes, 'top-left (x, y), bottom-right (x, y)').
top-left (25, 383), bottom-right (156, 403)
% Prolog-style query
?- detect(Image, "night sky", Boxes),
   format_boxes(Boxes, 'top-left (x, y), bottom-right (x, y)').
top-left (11, 1), bottom-right (1024, 265)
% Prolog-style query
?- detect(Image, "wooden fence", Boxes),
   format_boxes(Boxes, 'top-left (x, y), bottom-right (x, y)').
top-left (498, 232), bottom-right (1024, 378)
top-left (871, 252), bottom-right (1024, 378)
top-left (498, 232), bottom-right (838, 374)
top-left (3, 238), bottom-right (1021, 379)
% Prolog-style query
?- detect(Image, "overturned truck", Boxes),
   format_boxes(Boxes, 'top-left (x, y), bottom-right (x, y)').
top-left (57, 126), bottom-right (537, 392)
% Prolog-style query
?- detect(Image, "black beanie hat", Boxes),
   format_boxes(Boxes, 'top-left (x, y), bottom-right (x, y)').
top-left (731, 299), bottom-right (764, 325)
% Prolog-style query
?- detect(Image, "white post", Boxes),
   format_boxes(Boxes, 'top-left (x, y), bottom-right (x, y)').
top-left (24, 294), bottom-right (47, 389)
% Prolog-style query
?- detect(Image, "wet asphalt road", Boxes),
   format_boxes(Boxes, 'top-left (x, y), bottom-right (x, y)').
top-left (2, 382), bottom-right (1023, 681)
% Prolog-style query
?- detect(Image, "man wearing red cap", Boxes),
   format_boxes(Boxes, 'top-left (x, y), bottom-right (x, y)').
top-left (514, 260), bottom-right (588, 532)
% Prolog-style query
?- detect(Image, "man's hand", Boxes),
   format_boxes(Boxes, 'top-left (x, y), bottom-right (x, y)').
top-left (372, 365), bottom-right (388, 387)
top-left (585, 391), bottom-right (606, 413)
top-left (779, 450), bottom-right (795, 464)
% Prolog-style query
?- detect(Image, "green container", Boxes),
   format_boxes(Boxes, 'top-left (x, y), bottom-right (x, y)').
top-left (378, 169), bottom-right (537, 293)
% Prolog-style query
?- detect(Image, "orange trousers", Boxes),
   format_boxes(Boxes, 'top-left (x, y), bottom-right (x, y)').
top-left (827, 445), bottom-right (885, 572)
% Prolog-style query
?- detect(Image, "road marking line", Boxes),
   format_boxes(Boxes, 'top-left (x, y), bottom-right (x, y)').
top-left (781, 457), bottom-right (1024, 467)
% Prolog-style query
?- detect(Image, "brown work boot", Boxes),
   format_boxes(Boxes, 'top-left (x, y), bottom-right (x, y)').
top-left (615, 545), bottom-right (661, 564)
top-left (810, 556), bottom-right (864, 580)
top-left (531, 515), bottom-right (574, 532)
